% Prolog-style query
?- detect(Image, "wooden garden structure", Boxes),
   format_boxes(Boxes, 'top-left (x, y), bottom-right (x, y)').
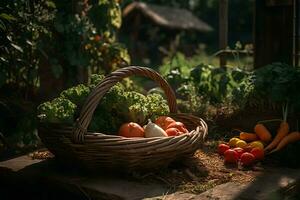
top-left (123, 2), bottom-right (213, 32)
top-left (122, 2), bottom-right (213, 63)
top-left (219, 0), bottom-right (298, 68)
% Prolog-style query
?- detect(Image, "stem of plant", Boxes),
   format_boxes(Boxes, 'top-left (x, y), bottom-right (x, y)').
top-left (257, 119), bottom-right (283, 124)
top-left (282, 101), bottom-right (289, 122)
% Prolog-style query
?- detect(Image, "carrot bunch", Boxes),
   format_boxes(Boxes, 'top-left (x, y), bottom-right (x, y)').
top-left (260, 103), bottom-right (300, 154)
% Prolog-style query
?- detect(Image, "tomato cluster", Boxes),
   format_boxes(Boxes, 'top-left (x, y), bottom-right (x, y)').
top-left (218, 142), bottom-right (264, 167)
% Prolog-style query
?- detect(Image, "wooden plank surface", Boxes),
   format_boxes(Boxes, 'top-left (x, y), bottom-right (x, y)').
top-left (0, 154), bottom-right (169, 200)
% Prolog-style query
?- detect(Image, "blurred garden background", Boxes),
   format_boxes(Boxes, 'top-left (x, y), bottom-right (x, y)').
top-left (0, 0), bottom-right (299, 167)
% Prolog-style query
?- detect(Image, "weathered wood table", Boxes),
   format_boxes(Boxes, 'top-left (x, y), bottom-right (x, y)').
top-left (0, 154), bottom-right (169, 200)
top-left (1, 152), bottom-right (300, 200)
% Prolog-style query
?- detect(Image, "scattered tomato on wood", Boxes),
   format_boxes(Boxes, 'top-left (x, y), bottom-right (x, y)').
top-left (240, 152), bottom-right (255, 166)
top-left (249, 141), bottom-right (264, 150)
top-left (233, 147), bottom-right (245, 158)
top-left (224, 149), bottom-right (239, 164)
top-left (166, 121), bottom-right (188, 133)
top-left (218, 144), bottom-right (230, 155)
top-left (236, 140), bottom-right (247, 148)
top-left (243, 145), bottom-right (253, 152)
top-left (165, 128), bottom-right (181, 136)
top-left (118, 122), bottom-right (144, 138)
top-left (155, 116), bottom-right (176, 130)
top-left (250, 148), bottom-right (264, 160)
top-left (228, 137), bottom-right (240, 147)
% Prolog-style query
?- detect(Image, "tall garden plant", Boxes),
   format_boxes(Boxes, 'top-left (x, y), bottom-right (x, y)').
top-left (39, 0), bottom-right (130, 93)
top-left (0, 0), bottom-right (130, 155)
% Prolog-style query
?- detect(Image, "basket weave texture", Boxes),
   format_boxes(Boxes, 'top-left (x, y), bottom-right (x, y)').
top-left (38, 66), bottom-right (208, 171)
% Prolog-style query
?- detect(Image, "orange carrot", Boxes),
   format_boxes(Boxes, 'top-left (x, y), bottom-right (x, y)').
top-left (264, 121), bottom-right (289, 152)
top-left (269, 132), bottom-right (300, 154)
top-left (239, 132), bottom-right (258, 142)
top-left (254, 124), bottom-right (272, 143)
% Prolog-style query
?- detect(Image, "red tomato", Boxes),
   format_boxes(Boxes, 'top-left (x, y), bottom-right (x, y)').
top-left (240, 152), bottom-right (255, 166)
top-left (224, 149), bottom-right (239, 164)
top-left (232, 147), bottom-right (245, 158)
top-left (118, 122), bottom-right (144, 138)
top-left (166, 121), bottom-right (188, 133)
top-left (218, 144), bottom-right (230, 155)
top-left (250, 148), bottom-right (264, 160)
top-left (155, 116), bottom-right (176, 130)
top-left (165, 128), bottom-right (181, 136)
top-left (243, 145), bottom-right (253, 152)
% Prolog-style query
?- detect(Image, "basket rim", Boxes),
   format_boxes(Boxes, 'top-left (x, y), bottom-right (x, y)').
top-left (38, 112), bottom-right (208, 143)
top-left (39, 119), bottom-right (207, 140)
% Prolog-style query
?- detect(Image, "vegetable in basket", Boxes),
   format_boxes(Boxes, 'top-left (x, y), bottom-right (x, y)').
top-left (37, 74), bottom-right (170, 135)
top-left (89, 74), bottom-right (105, 88)
top-left (155, 116), bottom-right (176, 130)
top-left (37, 97), bottom-right (77, 124)
top-left (60, 84), bottom-right (90, 106)
top-left (144, 119), bottom-right (168, 138)
top-left (118, 122), bottom-right (144, 137)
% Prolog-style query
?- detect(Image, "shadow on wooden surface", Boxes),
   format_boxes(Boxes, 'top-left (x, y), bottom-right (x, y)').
top-left (0, 157), bottom-right (169, 200)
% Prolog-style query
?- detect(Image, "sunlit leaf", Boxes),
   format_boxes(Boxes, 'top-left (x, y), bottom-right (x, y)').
top-left (6, 35), bottom-right (12, 42)
top-left (0, 57), bottom-right (8, 63)
top-left (10, 43), bottom-right (23, 52)
top-left (0, 13), bottom-right (17, 21)
top-left (26, 40), bottom-right (33, 46)
top-left (45, 1), bottom-right (56, 8)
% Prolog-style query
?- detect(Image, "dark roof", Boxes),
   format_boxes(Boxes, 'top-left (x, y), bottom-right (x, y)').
top-left (123, 2), bottom-right (213, 32)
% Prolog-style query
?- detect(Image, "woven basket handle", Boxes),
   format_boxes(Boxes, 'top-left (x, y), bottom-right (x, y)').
top-left (73, 66), bottom-right (178, 143)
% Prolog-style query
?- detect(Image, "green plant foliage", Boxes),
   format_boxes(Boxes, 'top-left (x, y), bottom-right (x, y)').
top-left (163, 61), bottom-right (249, 105)
top-left (0, 0), bottom-right (131, 154)
top-left (89, 88), bottom-right (169, 133)
top-left (1, 0), bottom-right (130, 91)
top-left (251, 63), bottom-right (300, 111)
top-left (145, 93), bottom-right (169, 119)
top-left (0, 0), bottom-right (55, 89)
top-left (159, 52), bottom-right (253, 117)
top-left (38, 75), bottom-right (170, 134)
top-left (176, 83), bottom-right (209, 115)
top-left (89, 74), bottom-right (105, 87)
top-left (160, 52), bottom-right (193, 77)
top-left (37, 97), bottom-right (77, 124)
top-left (191, 64), bottom-right (250, 104)
top-left (60, 84), bottom-right (90, 106)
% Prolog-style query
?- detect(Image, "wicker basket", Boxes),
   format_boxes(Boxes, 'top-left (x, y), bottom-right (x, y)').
top-left (38, 66), bottom-right (208, 172)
